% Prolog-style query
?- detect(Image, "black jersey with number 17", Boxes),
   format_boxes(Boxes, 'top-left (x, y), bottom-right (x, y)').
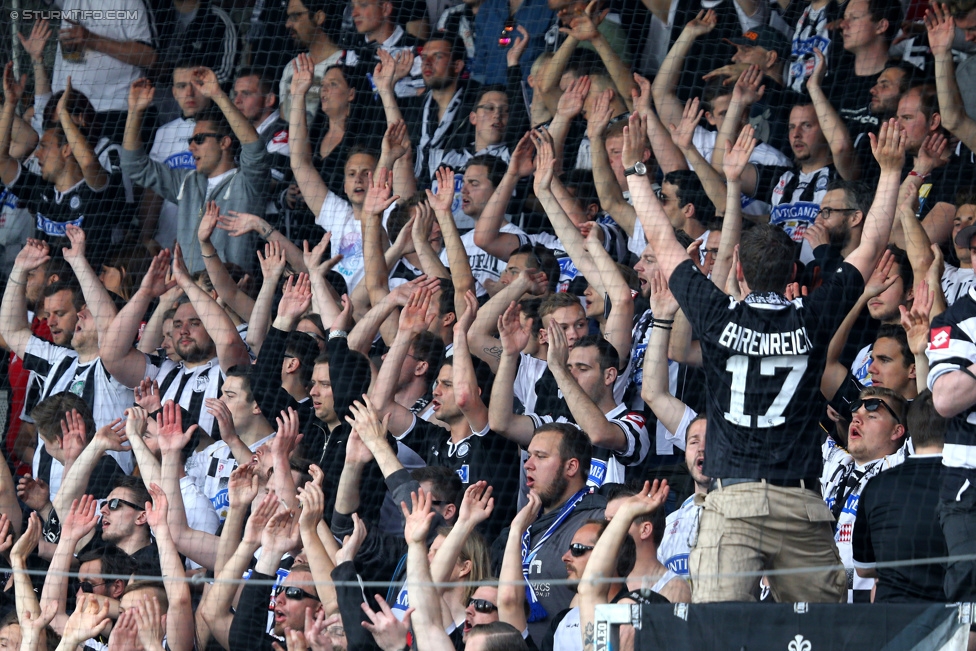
top-left (669, 259), bottom-right (864, 480)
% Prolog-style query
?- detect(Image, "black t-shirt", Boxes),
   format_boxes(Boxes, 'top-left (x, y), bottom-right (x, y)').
top-left (398, 417), bottom-right (522, 541)
top-left (851, 456), bottom-right (947, 603)
top-left (669, 258), bottom-right (864, 479)
top-left (7, 163), bottom-right (126, 265)
top-left (826, 66), bottom-right (883, 136)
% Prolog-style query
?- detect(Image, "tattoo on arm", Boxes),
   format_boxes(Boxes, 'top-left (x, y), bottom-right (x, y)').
top-left (484, 346), bottom-right (502, 360)
top-left (584, 622), bottom-right (595, 651)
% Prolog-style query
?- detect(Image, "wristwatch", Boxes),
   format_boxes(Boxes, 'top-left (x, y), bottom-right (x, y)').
top-left (624, 161), bottom-right (647, 177)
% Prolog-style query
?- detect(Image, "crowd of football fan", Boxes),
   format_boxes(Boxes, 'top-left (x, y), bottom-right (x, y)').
top-left (4, 0), bottom-right (976, 648)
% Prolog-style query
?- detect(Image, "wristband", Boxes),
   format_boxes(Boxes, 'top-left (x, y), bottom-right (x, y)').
top-left (329, 329), bottom-right (348, 340)
top-left (908, 170), bottom-right (930, 180)
top-left (651, 318), bottom-right (675, 325)
top-left (261, 224), bottom-right (274, 239)
top-left (652, 324), bottom-right (672, 331)
top-left (7, 277), bottom-right (25, 286)
top-left (201, 251), bottom-right (218, 259)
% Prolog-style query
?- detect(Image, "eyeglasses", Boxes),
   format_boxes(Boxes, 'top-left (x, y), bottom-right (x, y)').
top-left (569, 543), bottom-right (595, 557)
top-left (105, 498), bottom-right (144, 511)
top-left (79, 581), bottom-right (106, 594)
top-left (476, 104), bottom-right (509, 116)
top-left (467, 598), bottom-right (498, 614)
top-left (851, 397), bottom-right (901, 424)
top-left (186, 133), bottom-right (222, 146)
top-left (275, 585), bottom-right (320, 602)
top-left (815, 207), bottom-right (858, 219)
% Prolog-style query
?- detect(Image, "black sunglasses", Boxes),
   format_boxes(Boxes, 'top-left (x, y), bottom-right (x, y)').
top-left (852, 397), bottom-right (901, 424)
top-left (186, 132), bottom-right (222, 145)
top-left (569, 543), bottom-right (594, 557)
top-left (275, 585), bottom-right (320, 602)
top-left (79, 581), bottom-right (106, 594)
top-left (106, 498), bottom-right (144, 512)
top-left (467, 598), bottom-right (498, 614)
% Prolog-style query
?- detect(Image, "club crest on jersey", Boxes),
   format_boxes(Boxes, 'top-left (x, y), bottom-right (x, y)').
top-left (456, 465), bottom-right (470, 483)
top-left (456, 442), bottom-right (470, 457)
top-left (70, 195), bottom-right (81, 210)
top-left (931, 327), bottom-right (951, 349)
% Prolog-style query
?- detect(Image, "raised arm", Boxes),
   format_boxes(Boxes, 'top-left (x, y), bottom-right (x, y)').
top-left (39, 496), bottom-right (100, 635)
top-left (411, 202), bottom-right (451, 279)
top-left (379, 119), bottom-right (417, 206)
top-left (567, 6), bottom-right (635, 106)
top-left (124, 406), bottom-right (159, 487)
top-left (487, 302), bottom-right (537, 446)
top-left (1, 240), bottom-right (51, 359)
top-left (171, 244), bottom-right (251, 372)
top-left (57, 78), bottom-right (109, 189)
top-left (18, 21), bottom-right (51, 98)
top-left (711, 65), bottom-right (763, 193)
top-left (216, 209), bottom-right (307, 274)
top-left (288, 54), bottom-right (329, 216)
top-left (270, 408), bottom-right (303, 510)
top-left (670, 97), bottom-right (729, 215)
top-left (428, 166), bottom-right (475, 311)
top-left (927, 4), bottom-right (976, 151)
top-left (711, 125), bottom-right (757, 290)
top-left (845, 120), bottom-right (906, 281)
top-left (452, 293), bottom-right (489, 431)
top-left (122, 77), bottom-right (154, 152)
top-left (625, 113), bottom-right (689, 280)
top-left (498, 493), bottom-right (541, 634)
top-left (197, 201), bottom-right (257, 322)
top-left (62, 225), bottom-right (118, 343)
top-left (806, 50), bottom-right (859, 181)
top-left (641, 271), bottom-right (690, 434)
top-left (587, 92), bottom-right (638, 236)
top-left (296, 480), bottom-right (339, 617)
top-left (651, 10), bottom-right (717, 131)
top-left (246, 241), bottom-right (287, 356)
top-left (367, 289), bottom-right (435, 437)
top-left (0, 63), bottom-right (27, 185)
top-left (192, 67), bottom-right (258, 145)
top-left (633, 73), bottom-right (687, 175)
top-left (361, 167), bottom-right (400, 310)
top-left (467, 270), bottom-right (545, 371)
top-left (144, 485), bottom-right (193, 651)
top-left (51, 417), bottom-right (127, 523)
top-left (402, 489), bottom-right (455, 651)
top-left (902, 280), bottom-right (935, 396)
top-left (303, 235), bottom-right (343, 325)
top-left (373, 49), bottom-right (409, 127)
top-left (101, 249), bottom-right (174, 388)
top-left (473, 134), bottom-right (535, 259)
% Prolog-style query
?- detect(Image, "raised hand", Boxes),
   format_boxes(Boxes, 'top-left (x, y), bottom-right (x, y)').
top-left (649, 268), bottom-right (679, 320)
top-left (670, 97), bottom-right (703, 152)
top-left (398, 287), bottom-right (436, 334)
top-left (262, 508), bottom-right (302, 557)
top-left (93, 418), bottom-right (128, 452)
top-left (279, 272), bottom-right (313, 320)
top-left (362, 595), bottom-right (412, 651)
top-left (622, 111), bottom-right (648, 169)
top-left (806, 48), bottom-right (827, 91)
top-left (682, 9), bottom-right (717, 39)
top-left (457, 481), bottom-right (494, 527)
top-left (10, 511), bottom-right (41, 563)
top-left (302, 234), bottom-right (343, 280)
top-left (925, 3), bottom-right (956, 57)
top-left (16, 476), bottom-right (49, 512)
top-left (381, 119), bottom-right (411, 163)
top-left (870, 118), bottom-right (906, 172)
top-left (206, 396), bottom-right (242, 450)
top-left (497, 301), bottom-right (530, 354)
top-left (171, 243), bottom-right (192, 286)
top-left (915, 132), bottom-right (949, 176)
top-left (507, 132), bottom-right (536, 179)
top-left (586, 87), bottom-right (615, 141)
top-left (297, 480), bottom-right (325, 531)
top-left (63, 593), bottom-right (111, 645)
top-left (454, 289), bottom-right (479, 336)
top-left (556, 75), bottom-right (590, 119)
top-left (1, 62), bottom-right (26, 106)
top-left (127, 77), bottom-right (155, 113)
top-left (530, 128), bottom-right (557, 194)
top-left (546, 320), bottom-right (571, 370)
top-left (731, 64), bottom-right (765, 106)
top-left (242, 490), bottom-right (279, 545)
top-left (615, 479), bottom-right (670, 520)
top-left (272, 407), bottom-right (303, 460)
top-left (372, 49), bottom-right (399, 92)
top-left (145, 483), bottom-right (170, 534)
top-left (864, 249), bottom-right (898, 298)
top-left (134, 379), bottom-right (162, 413)
top-left (400, 488), bottom-right (434, 545)
top-left (901, 280), bottom-right (935, 356)
top-left (511, 490), bottom-right (542, 533)
top-left (335, 513), bottom-right (367, 565)
top-left (426, 166), bottom-right (456, 213)
top-left (192, 66), bottom-right (223, 99)
top-left (507, 25), bottom-right (530, 66)
top-left (345, 396), bottom-right (392, 450)
top-left (388, 274), bottom-right (440, 307)
top-left (561, 0), bottom-right (606, 41)
top-left (157, 400), bottom-right (196, 456)
top-left (411, 201), bottom-right (439, 247)
top-left (56, 75), bottom-right (74, 119)
top-left (132, 593), bottom-right (166, 651)
top-left (138, 249), bottom-right (176, 299)
top-left (124, 407), bottom-right (150, 449)
top-left (362, 167), bottom-right (399, 217)
top-left (632, 73), bottom-right (653, 118)
top-left (228, 461), bottom-right (260, 509)
top-left (62, 494), bottom-right (99, 542)
top-left (107, 608), bottom-right (139, 651)
top-left (723, 124), bottom-right (758, 182)
top-left (60, 408), bottom-right (88, 465)
top-left (331, 293), bottom-right (354, 333)
top-left (17, 19), bottom-right (51, 62)
top-left (218, 210), bottom-right (264, 237)
top-left (13, 239), bottom-right (51, 274)
top-left (199, 200), bottom-right (221, 244)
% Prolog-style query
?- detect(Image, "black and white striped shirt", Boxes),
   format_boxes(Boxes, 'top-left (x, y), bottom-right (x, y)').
top-left (143, 355), bottom-right (224, 437)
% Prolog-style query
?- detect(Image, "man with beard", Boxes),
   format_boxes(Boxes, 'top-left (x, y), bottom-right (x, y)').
top-left (278, 0), bottom-right (346, 120)
top-left (1, 234), bottom-right (136, 484)
top-left (143, 62), bottom-right (214, 251)
top-left (101, 248), bottom-right (251, 439)
top-left (849, 62), bottom-right (920, 162)
top-left (498, 422), bottom-right (605, 642)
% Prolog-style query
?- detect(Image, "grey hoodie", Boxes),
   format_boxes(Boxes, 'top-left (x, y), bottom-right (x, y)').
top-left (120, 138), bottom-right (271, 272)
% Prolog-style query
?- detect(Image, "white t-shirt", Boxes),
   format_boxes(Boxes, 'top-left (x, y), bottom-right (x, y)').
top-left (180, 475), bottom-right (221, 569)
top-left (316, 193), bottom-right (363, 292)
top-left (51, 0), bottom-right (154, 112)
top-left (278, 51), bottom-right (344, 122)
top-left (459, 224), bottom-right (525, 296)
top-left (149, 117), bottom-right (197, 250)
top-left (943, 264), bottom-right (976, 306)
top-left (185, 432), bottom-right (275, 521)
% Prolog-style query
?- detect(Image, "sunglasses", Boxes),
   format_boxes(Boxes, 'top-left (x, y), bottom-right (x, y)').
top-left (275, 585), bottom-right (320, 602)
top-left (186, 132), bottom-right (222, 145)
top-left (467, 598), bottom-right (498, 614)
top-left (569, 543), bottom-right (595, 557)
top-left (852, 397), bottom-right (901, 424)
top-left (106, 498), bottom-right (144, 511)
top-left (79, 581), bottom-right (106, 594)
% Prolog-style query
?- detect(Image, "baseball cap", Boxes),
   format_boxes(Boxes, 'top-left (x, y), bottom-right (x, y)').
top-left (954, 223), bottom-right (976, 248)
top-left (725, 26), bottom-right (790, 59)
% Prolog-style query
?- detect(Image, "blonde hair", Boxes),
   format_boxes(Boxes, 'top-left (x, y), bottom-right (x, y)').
top-left (437, 527), bottom-right (492, 604)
